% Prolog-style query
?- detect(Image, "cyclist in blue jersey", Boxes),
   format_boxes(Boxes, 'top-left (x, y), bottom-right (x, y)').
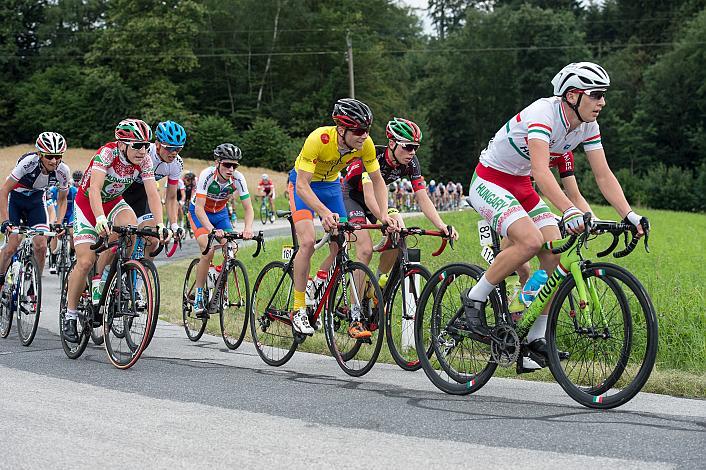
top-left (48, 170), bottom-right (81, 273)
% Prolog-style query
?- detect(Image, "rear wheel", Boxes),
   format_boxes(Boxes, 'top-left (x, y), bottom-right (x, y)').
top-left (250, 261), bottom-right (297, 366)
top-left (415, 263), bottom-right (499, 395)
top-left (547, 263), bottom-right (658, 409)
top-left (182, 259), bottom-right (207, 341)
top-left (220, 259), bottom-right (249, 350)
top-left (16, 255), bottom-right (41, 346)
top-left (0, 283), bottom-right (14, 338)
top-left (324, 262), bottom-right (385, 377)
top-left (103, 260), bottom-right (154, 369)
top-left (385, 264), bottom-right (432, 371)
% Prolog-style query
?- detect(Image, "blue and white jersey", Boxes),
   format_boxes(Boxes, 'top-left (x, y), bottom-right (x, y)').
top-left (9, 152), bottom-right (70, 195)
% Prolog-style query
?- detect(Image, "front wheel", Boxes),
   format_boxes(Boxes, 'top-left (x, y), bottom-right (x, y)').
top-left (0, 285), bottom-right (14, 338)
top-left (259, 200), bottom-right (268, 225)
top-left (385, 264), bottom-right (432, 371)
top-left (546, 263), bottom-right (658, 409)
top-left (140, 258), bottom-right (160, 349)
top-left (220, 259), bottom-right (250, 350)
top-left (103, 260), bottom-right (154, 369)
top-left (16, 255), bottom-right (41, 346)
top-left (59, 262), bottom-right (91, 359)
top-left (182, 259), bottom-right (207, 341)
top-left (250, 261), bottom-right (298, 366)
top-left (324, 261), bottom-right (385, 377)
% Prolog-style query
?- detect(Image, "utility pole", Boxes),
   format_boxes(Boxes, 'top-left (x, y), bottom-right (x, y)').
top-left (346, 30), bottom-right (355, 99)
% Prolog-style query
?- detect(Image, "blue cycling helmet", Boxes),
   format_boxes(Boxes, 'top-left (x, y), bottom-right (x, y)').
top-left (155, 120), bottom-right (187, 146)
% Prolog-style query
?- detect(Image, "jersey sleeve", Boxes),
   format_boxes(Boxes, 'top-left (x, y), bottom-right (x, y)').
top-left (233, 171), bottom-right (250, 200)
top-left (408, 156), bottom-right (426, 192)
top-left (57, 163), bottom-right (71, 191)
top-left (296, 130), bottom-right (324, 174)
top-left (360, 137), bottom-right (380, 173)
top-left (195, 168), bottom-right (212, 200)
top-left (92, 146), bottom-right (114, 173)
top-left (524, 100), bottom-right (555, 143)
top-left (582, 122), bottom-right (603, 152)
top-left (140, 154), bottom-right (155, 181)
top-left (168, 156), bottom-right (183, 185)
top-left (9, 154), bottom-right (36, 182)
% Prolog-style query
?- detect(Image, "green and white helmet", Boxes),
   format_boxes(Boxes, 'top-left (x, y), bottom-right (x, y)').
top-left (385, 117), bottom-right (422, 144)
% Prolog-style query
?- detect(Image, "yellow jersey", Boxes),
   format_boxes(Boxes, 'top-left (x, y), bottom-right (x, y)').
top-left (294, 126), bottom-right (379, 182)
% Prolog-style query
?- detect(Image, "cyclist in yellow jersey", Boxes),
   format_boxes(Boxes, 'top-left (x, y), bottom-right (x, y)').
top-left (287, 98), bottom-right (397, 336)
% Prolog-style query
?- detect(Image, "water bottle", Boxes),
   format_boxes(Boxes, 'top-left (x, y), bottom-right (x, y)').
top-left (305, 277), bottom-right (315, 306)
top-left (507, 275), bottom-right (524, 316)
top-left (312, 270), bottom-right (328, 303)
top-left (519, 269), bottom-right (548, 307)
top-left (207, 265), bottom-right (218, 289)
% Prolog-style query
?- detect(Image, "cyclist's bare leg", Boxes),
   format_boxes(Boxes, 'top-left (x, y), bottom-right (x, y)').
top-left (67, 243), bottom-right (96, 310)
top-left (137, 216), bottom-right (159, 262)
top-left (293, 219), bottom-right (316, 292)
top-left (483, 217), bottom-right (543, 285)
top-left (31, 234), bottom-right (48, 272)
top-left (377, 212), bottom-right (404, 274)
top-left (500, 237), bottom-right (531, 285)
top-left (194, 232), bottom-right (219, 289)
top-left (537, 224), bottom-right (561, 273)
top-left (94, 208), bottom-right (138, 279)
top-left (354, 230), bottom-right (373, 265)
top-left (0, 233), bottom-right (21, 277)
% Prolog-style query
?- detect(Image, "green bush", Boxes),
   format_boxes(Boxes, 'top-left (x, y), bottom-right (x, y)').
top-left (239, 117), bottom-right (300, 171)
top-left (185, 115), bottom-right (237, 159)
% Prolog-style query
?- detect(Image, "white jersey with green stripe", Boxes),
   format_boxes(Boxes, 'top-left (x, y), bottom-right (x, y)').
top-left (479, 97), bottom-right (602, 177)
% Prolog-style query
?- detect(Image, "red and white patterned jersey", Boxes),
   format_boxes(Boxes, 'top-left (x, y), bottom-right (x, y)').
top-left (79, 142), bottom-right (155, 202)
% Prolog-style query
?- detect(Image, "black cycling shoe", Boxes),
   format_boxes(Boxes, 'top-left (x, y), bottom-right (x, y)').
top-left (527, 338), bottom-right (570, 362)
top-left (62, 318), bottom-right (79, 343)
top-left (460, 289), bottom-right (490, 337)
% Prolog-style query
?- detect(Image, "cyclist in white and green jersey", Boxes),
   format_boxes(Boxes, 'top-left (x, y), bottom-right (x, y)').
top-left (464, 62), bottom-right (647, 364)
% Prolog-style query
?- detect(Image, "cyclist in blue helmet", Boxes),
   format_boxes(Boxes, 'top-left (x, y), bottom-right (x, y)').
top-left (155, 120), bottom-right (187, 147)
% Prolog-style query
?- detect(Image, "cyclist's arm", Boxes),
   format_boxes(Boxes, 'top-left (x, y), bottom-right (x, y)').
top-left (193, 197), bottom-right (213, 231)
top-left (143, 178), bottom-right (164, 225)
top-left (88, 170), bottom-right (107, 219)
top-left (0, 177), bottom-right (17, 222)
top-left (240, 195), bottom-right (254, 236)
top-left (415, 187), bottom-right (446, 230)
top-left (561, 175), bottom-right (592, 214)
top-left (367, 170), bottom-right (393, 223)
top-left (295, 169), bottom-right (333, 218)
top-left (585, 148), bottom-right (632, 218)
top-left (529, 139), bottom-right (573, 212)
top-left (55, 189), bottom-right (69, 223)
top-left (361, 174), bottom-right (382, 219)
top-left (164, 182), bottom-right (179, 226)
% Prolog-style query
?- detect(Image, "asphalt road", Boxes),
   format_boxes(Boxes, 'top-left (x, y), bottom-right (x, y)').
top-left (1, 217), bottom-right (704, 469)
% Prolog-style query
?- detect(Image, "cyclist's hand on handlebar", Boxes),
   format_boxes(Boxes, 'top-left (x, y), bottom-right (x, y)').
top-left (213, 228), bottom-right (225, 239)
top-left (321, 211), bottom-right (339, 232)
top-left (624, 211), bottom-right (646, 238)
top-left (0, 220), bottom-right (11, 234)
top-left (561, 206), bottom-right (584, 234)
top-left (171, 223), bottom-right (184, 241)
top-left (381, 214), bottom-right (400, 233)
top-left (242, 228), bottom-right (253, 240)
top-left (440, 224), bottom-right (459, 240)
top-left (156, 223), bottom-right (172, 242)
top-left (95, 215), bottom-right (110, 237)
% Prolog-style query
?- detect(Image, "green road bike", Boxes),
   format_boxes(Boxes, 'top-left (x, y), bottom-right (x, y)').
top-left (415, 215), bottom-right (657, 409)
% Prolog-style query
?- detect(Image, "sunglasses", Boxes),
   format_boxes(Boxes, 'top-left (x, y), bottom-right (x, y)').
top-left (398, 143), bottom-right (419, 152)
top-left (41, 153), bottom-right (63, 161)
top-left (219, 162), bottom-right (239, 169)
top-left (160, 143), bottom-right (183, 153)
top-left (127, 141), bottom-right (150, 150)
top-left (349, 128), bottom-right (369, 137)
top-left (579, 89), bottom-right (607, 100)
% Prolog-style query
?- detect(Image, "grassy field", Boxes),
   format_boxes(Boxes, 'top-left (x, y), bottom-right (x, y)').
top-left (157, 206), bottom-right (706, 398)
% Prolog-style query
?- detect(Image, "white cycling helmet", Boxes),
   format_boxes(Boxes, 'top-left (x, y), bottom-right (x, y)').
top-left (551, 62), bottom-right (610, 96)
top-left (430, 179), bottom-right (436, 186)
top-left (262, 174), bottom-right (269, 180)
top-left (35, 132), bottom-right (67, 154)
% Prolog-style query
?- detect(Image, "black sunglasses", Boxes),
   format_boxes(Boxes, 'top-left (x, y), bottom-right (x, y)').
top-left (349, 128), bottom-right (369, 136)
top-left (219, 162), bottom-right (239, 169)
top-left (41, 153), bottom-right (63, 161)
top-left (127, 141), bottom-right (150, 150)
top-left (399, 143), bottom-right (419, 152)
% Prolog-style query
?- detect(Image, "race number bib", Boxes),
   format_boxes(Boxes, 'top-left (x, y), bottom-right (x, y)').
top-left (477, 220), bottom-right (493, 247)
top-left (281, 245), bottom-right (294, 261)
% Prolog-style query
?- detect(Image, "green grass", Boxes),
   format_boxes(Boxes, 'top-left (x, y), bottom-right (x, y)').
top-left (158, 205), bottom-right (706, 398)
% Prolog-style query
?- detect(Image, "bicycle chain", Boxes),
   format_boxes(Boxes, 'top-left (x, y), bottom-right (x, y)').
top-left (490, 324), bottom-right (520, 367)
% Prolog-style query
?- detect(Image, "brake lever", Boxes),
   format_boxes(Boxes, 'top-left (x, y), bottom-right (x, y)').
top-left (641, 217), bottom-right (650, 253)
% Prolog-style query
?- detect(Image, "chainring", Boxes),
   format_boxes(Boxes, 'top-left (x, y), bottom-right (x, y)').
top-left (490, 323), bottom-right (520, 367)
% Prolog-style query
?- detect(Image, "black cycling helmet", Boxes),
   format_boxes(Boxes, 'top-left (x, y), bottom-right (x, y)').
top-left (332, 98), bottom-right (373, 129)
top-left (213, 143), bottom-right (242, 161)
top-left (72, 170), bottom-right (83, 182)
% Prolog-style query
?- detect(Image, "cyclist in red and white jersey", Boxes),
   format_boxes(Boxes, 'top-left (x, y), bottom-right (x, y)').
top-left (62, 118), bottom-right (168, 342)
top-left (257, 174), bottom-right (276, 222)
top-left (464, 62), bottom-right (646, 362)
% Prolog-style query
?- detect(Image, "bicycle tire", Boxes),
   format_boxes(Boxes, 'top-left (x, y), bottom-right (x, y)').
top-left (250, 261), bottom-right (298, 366)
top-left (59, 261), bottom-right (91, 359)
top-left (90, 325), bottom-right (105, 345)
top-left (140, 258), bottom-right (160, 348)
top-left (103, 260), bottom-right (154, 369)
top-left (0, 285), bottom-right (13, 338)
top-left (385, 263), bottom-right (432, 371)
top-left (546, 262), bottom-right (658, 409)
top-left (415, 263), bottom-right (499, 395)
top-left (324, 261), bottom-right (385, 377)
top-left (182, 258), bottom-right (207, 341)
top-left (16, 255), bottom-right (41, 346)
top-left (220, 259), bottom-right (250, 350)
top-left (259, 200), bottom-right (268, 225)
